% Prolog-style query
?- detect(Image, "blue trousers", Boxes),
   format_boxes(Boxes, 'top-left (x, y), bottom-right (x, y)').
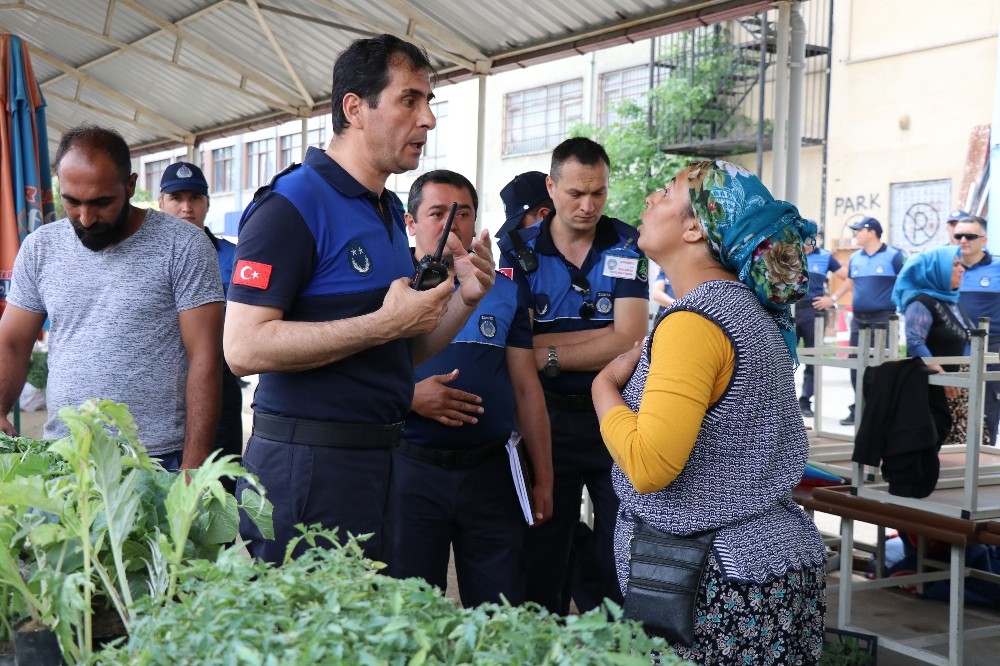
top-left (521, 405), bottom-right (622, 614)
top-left (385, 448), bottom-right (524, 607)
top-left (237, 434), bottom-right (392, 565)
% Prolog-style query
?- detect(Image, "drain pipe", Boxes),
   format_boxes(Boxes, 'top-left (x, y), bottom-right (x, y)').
top-left (785, 3), bottom-right (806, 205)
top-left (771, 1), bottom-right (792, 199)
top-left (990, 17), bottom-right (1000, 257)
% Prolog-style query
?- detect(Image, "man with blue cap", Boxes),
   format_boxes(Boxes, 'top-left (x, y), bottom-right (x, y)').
top-left (159, 161), bottom-right (243, 484)
top-left (829, 216), bottom-right (905, 425)
top-left (496, 171), bottom-right (552, 240)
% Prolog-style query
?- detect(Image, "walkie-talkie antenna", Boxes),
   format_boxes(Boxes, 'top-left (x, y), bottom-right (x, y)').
top-left (434, 202), bottom-right (458, 260)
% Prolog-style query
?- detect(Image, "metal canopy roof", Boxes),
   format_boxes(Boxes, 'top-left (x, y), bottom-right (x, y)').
top-left (0, 0), bottom-right (771, 155)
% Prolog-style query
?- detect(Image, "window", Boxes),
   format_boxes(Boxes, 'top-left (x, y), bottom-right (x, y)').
top-left (503, 80), bottom-right (583, 156)
top-left (212, 147), bottom-right (234, 192)
top-left (598, 66), bottom-right (650, 127)
top-left (279, 127), bottom-right (327, 169)
top-left (144, 158), bottom-right (170, 194)
top-left (419, 101), bottom-right (448, 172)
top-left (246, 139), bottom-right (275, 189)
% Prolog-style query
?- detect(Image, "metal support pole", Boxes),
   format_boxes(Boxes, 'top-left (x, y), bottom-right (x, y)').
top-left (771, 1), bottom-right (791, 198)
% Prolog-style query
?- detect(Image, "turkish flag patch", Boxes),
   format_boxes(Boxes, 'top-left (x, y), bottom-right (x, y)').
top-left (233, 260), bottom-right (272, 290)
top-left (499, 267), bottom-right (514, 280)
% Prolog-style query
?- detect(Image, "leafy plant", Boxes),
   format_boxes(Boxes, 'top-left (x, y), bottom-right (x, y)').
top-left (98, 527), bottom-right (680, 665)
top-left (0, 399), bottom-right (272, 663)
top-left (820, 629), bottom-right (877, 666)
top-left (26, 351), bottom-right (47, 389)
top-left (573, 25), bottom-right (756, 226)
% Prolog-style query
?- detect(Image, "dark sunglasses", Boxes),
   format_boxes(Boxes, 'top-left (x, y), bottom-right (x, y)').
top-left (954, 233), bottom-right (983, 241)
top-left (570, 275), bottom-right (596, 320)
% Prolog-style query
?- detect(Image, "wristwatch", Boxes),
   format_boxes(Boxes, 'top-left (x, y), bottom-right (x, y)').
top-left (543, 346), bottom-right (561, 378)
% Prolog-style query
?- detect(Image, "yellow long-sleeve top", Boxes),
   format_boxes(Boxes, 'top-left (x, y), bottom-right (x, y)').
top-left (600, 311), bottom-right (735, 494)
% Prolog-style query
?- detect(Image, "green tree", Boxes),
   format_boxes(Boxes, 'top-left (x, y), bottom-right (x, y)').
top-left (575, 25), bottom-right (755, 226)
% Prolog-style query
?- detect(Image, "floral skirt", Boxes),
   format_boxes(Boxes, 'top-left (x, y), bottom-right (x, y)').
top-left (653, 553), bottom-right (826, 666)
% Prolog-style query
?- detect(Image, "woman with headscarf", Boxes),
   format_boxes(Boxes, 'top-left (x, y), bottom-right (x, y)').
top-left (892, 245), bottom-right (978, 446)
top-left (593, 161), bottom-right (827, 664)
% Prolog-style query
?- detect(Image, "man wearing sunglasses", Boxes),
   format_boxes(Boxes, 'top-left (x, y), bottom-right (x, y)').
top-left (947, 209), bottom-right (971, 245)
top-left (955, 215), bottom-right (1000, 445)
top-left (498, 137), bottom-right (648, 615)
top-left (829, 217), bottom-right (905, 425)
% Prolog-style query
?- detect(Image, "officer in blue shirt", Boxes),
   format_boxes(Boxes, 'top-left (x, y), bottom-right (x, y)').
top-left (385, 170), bottom-right (553, 606)
top-left (499, 137), bottom-right (648, 614)
top-left (830, 217), bottom-right (905, 425)
top-left (159, 162), bottom-right (242, 491)
top-left (796, 229), bottom-right (847, 417)
top-left (224, 35), bottom-right (495, 565)
top-left (956, 215), bottom-right (1000, 445)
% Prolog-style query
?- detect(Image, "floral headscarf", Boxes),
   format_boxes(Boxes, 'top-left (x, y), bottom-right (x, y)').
top-left (891, 245), bottom-right (959, 312)
top-left (686, 160), bottom-right (817, 364)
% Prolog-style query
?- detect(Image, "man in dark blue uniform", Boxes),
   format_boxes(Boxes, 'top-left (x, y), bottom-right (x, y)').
top-left (385, 170), bottom-right (553, 606)
top-left (224, 35), bottom-right (495, 565)
top-left (498, 137), bottom-right (648, 614)
top-left (796, 229), bottom-right (847, 417)
top-left (830, 217), bottom-right (905, 425)
top-left (159, 162), bottom-right (243, 491)
top-left (956, 215), bottom-right (1000, 445)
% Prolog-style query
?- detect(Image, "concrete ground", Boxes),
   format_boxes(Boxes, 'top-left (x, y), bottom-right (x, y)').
top-left (12, 365), bottom-right (1000, 664)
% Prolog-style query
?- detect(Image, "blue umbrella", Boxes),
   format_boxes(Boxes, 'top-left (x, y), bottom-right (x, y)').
top-left (3, 33), bottom-right (53, 245)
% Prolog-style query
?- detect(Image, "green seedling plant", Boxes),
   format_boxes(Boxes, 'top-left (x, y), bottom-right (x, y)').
top-left (0, 399), bottom-right (273, 663)
top-left (99, 527), bottom-right (681, 666)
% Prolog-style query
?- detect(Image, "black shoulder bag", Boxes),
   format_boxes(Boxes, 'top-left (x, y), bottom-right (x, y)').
top-left (623, 516), bottom-right (716, 647)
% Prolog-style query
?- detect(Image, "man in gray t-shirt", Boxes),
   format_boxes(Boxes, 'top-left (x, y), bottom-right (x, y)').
top-left (0, 125), bottom-right (224, 469)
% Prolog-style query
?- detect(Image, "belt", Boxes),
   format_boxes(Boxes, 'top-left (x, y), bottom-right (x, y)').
top-left (544, 391), bottom-right (594, 412)
top-left (396, 437), bottom-right (508, 470)
top-left (252, 412), bottom-right (403, 449)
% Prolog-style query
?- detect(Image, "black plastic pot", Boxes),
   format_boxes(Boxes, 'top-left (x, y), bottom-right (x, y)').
top-left (12, 628), bottom-right (64, 666)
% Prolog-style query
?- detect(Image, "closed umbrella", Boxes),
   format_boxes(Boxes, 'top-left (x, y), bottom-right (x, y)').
top-left (1, 33), bottom-right (54, 430)
top-left (1, 33), bottom-right (54, 299)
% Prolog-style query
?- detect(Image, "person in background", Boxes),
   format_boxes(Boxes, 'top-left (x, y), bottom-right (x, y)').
top-left (954, 214), bottom-right (1000, 445)
top-left (385, 170), bottom-right (552, 607)
top-left (650, 265), bottom-right (675, 317)
top-left (225, 34), bottom-right (494, 565)
top-left (159, 162), bottom-right (243, 487)
top-left (0, 124), bottom-right (224, 470)
top-left (947, 209), bottom-right (970, 245)
top-left (892, 245), bottom-right (977, 446)
top-left (798, 229), bottom-right (848, 417)
top-left (829, 217), bottom-right (905, 425)
top-left (495, 171), bottom-right (552, 241)
top-left (498, 137), bottom-right (647, 615)
top-left (593, 160), bottom-right (826, 664)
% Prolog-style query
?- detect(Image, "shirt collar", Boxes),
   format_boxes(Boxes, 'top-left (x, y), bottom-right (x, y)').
top-left (202, 225), bottom-right (221, 251)
top-left (303, 146), bottom-right (397, 218)
top-left (533, 212), bottom-right (620, 256)
top-left (968, 250), bottom-right (992, 268)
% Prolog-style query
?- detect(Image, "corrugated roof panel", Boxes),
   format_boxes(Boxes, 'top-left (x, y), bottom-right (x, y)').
top-left (0, 0), bottom-right (770, 152)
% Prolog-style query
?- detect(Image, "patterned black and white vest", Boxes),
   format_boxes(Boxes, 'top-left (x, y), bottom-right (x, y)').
top-left (612, 280), bottom-right (827, 585)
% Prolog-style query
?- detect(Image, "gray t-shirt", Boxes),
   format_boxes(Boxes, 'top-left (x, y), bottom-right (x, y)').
top-left (8, 210), bottom-right (224, 455)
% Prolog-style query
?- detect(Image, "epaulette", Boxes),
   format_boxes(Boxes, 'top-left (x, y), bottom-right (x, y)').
top-left (238, 162), bottom-right (302, 234)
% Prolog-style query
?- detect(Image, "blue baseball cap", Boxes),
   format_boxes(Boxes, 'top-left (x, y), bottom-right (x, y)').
top-left (850, 217), bottom-right (882, 236)
top-left (496, 171), bottom-right (549, 239)
top-left (160, 162), bottom-right (208, 195)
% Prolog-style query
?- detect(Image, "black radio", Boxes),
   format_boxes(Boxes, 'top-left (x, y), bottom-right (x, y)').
top-left (412, 202), bottom-right (457, 290)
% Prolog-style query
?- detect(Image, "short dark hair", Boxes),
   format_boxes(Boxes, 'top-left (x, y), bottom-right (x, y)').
top-left (958, 214), bottom-right (987, 232)
top-left (408, 170), bottom-right (478, 218)
top-left (550, 137), bottom-right (610, 181)
top-left (54, 124), bottom-right (132, 182)
top-left (330, 34), bottom-right (433, 135)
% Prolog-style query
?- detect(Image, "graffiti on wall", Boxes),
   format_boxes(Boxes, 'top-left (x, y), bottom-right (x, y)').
top-left (889, 179), bottom-right (952, 254)
top-left (832, 193), bottom-right (882, 239)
